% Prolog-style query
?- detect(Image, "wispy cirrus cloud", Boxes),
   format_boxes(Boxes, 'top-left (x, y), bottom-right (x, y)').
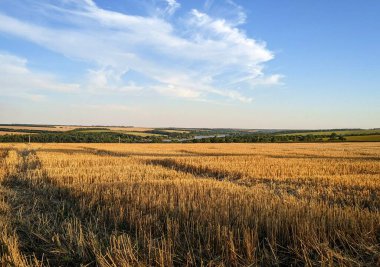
top-left (162, 0), bottom-right (181, 16)
top-left (0, 0), bottom-right (281, 103)
top-left (81, 103), bottom-right (138, 112)
top-left (0, 53), bottom-right (79, 101)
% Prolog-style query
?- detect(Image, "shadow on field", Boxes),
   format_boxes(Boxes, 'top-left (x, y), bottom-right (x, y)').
top-left (1, 149), bottom-right (91, 265)
top-left (146, 159), bottom-right (322, 191)
top-left (38, 147), bottom-right (380, 162)
top-left (0, 149), bottom-right (281, 266)
top-left (38, 148), bottom-right (87, 155)
top-left (0, 149), bottom-right (138, 266)
top-left (147, 158), bottom-right (242, 181)
top-left (1, 149), bottom-right (379, 266)
top-left (177, 150), bottom-right (256, 157)
top-left (146, 158), bottom-right (323, 192)
top-left (0, 147), bottom-right (10, 159)
top-left (146, 158), bottom-right (380, 211)
top-left (39, 147), bottom-right (255, 158)
top-left (38, 147), bottom-right (131, 157)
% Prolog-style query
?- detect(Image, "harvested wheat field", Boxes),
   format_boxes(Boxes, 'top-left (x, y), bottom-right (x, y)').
top-left (0, 143), bottom-right (379, 266)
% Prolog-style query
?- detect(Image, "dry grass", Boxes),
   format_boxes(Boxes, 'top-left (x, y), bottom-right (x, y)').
top-left (0, 143), bottom-right (379, 266)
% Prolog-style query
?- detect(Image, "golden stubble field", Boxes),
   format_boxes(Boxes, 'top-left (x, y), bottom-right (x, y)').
top-left (0, 143), bottom-right (379, 266)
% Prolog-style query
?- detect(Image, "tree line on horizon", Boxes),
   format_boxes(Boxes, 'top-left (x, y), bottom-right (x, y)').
top-left (0, 131), bottom-right (347, 143)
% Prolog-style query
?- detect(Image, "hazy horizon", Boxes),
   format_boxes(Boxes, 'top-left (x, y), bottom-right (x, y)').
top-left (0, 123), bottom-right (378, 131)
top-left (0, 0), bottom-right (379, 128)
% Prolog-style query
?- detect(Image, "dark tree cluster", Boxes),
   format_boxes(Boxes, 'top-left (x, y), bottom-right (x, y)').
top-left (0, 128), bottom-right (61, 134)
top-left (0, 132), bottom-right (153, 143)
top-left (0, 131), bottom-right (348, 143)
top-left (187, 134), bottom-right (324, 143)
top-left (147, 130), bottom-right (192, 139)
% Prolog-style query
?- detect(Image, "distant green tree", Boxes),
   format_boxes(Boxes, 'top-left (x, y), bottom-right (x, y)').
top-left (329, 133), bottom-right (338, 140)
top-left (338, 135), bottom-right (346, 141)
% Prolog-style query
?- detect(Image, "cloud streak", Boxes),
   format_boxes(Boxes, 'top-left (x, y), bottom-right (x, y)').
top-left (0, 0), bottom-right (281, 103)
top-left (0, 53), bottom-right (79, 101)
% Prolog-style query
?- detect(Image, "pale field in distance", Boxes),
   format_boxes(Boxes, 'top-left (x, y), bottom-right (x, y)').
top-left (0, 132), bottom-right (35, 136)
top-left (107, 127), bottom-right (153, 132)
top-left (0, 143), bottom-right (379, 266)
top-left (0, 125), bottom-right (154, 132)
top-left (0, 125), bottom-right (84, 132)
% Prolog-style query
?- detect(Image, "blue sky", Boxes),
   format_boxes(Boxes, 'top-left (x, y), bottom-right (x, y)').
top-left (0, 0), bottom-right (379, 128)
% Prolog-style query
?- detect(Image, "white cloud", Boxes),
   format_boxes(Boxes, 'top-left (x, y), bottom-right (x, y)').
top-left (85, 68), bottom-right (143, 94)
top-left (0, 0), bottom-right (281, 102)
top-left (253, 74), bottom-right (285, 86)
top-left (153, 84), bottom-right (202, 99)
top-left (164, 0), bottom-right (181, 16)
top-left (82, 104), bottom-right (137, 112)
top-left (225, 0), bottom-right (247, 25)
top-left (213, 89), bottom-right (253, 103)
top-left (204, 0), bottom-right (246, 26)
top-left (0, 53), bottom-right (80, 101)
top-left (204, 0), bottom-right (215, 10)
